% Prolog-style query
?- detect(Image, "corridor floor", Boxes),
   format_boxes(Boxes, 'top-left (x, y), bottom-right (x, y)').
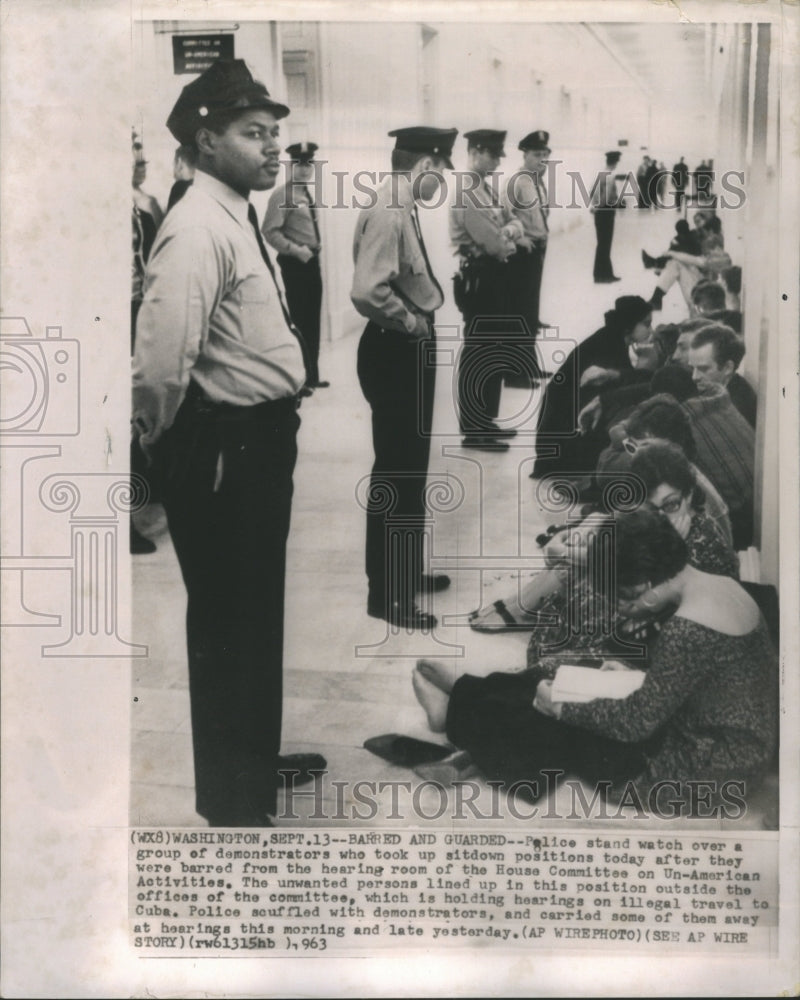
top-left (131, 204), bottom-right (776, 831)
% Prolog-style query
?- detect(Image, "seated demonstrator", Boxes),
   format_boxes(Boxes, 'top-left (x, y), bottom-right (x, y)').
top-left (132, 60), bottom-right (325, 827)
top-left (414, 508), bottom-right (776, 807)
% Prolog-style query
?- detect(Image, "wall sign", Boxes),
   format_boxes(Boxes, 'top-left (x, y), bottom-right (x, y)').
top-left (172, 34), bottom-right (234, 75)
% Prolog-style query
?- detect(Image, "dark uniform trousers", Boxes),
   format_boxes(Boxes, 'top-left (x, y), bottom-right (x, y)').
top-left (511, 242), bottom-right (546, 332)
top-left (357, 321), bottom-right (435, 611)
top-left (161, 382), bottom-right (300, 825)
top-left (457, 257), bottom-right (533, 431)
top-left (277, 253), bottom-right (323, 386)
top-left (593, 208), bottom-right (616, 281)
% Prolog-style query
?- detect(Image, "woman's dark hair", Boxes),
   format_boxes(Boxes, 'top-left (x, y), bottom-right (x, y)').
top-left (630, 441), bottom-right (696, 500)
top-left (626, 393), bottom-right (697, 461)
top-left (614, 508), bottom-right (688, 587)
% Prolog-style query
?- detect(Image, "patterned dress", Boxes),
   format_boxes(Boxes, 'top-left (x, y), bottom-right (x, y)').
top-left (446, 616), bottom-right (777, 802)
top-left (561, 616), bottom-right (777, 796)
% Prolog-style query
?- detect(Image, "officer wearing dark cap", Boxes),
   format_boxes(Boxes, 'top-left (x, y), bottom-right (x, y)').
top-left (263, 141), bottom-right (328, 389)
top-left (506, 129), bottom-right (551, 344)
top-left (450, 129), bottom-right (525, 450)
top-left (352, 125), bottom-right (457, 630)
top-left (133, 59), bottom-right (325, 826)
top-left (590, 149), bottom-right (623, 283)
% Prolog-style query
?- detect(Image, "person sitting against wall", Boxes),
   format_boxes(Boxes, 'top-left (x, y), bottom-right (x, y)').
top-left (645, 212), bottom-right (731, 312)
top-left (684, 331), bottom-right (755, 549)
top-left (690, 278), bottom-right (743, 333)
top-left (416, 507), bottom-right (777, 810)
top-left (595, 391), bottom-right (733, 547)
top-left (531, 296), bottom-right (653, 485)
top-left (470, 437), bottom-right (736, 633)
top-left (687, 322), bottom-right (755, 426)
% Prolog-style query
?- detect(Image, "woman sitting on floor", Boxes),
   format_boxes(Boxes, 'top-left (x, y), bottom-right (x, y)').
top-left (472, 438), bottom-right (735, 633)
top-left (416, 508), bottom-right (777, 807)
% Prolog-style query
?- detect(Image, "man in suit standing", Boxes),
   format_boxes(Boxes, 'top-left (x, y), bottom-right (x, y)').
top-left (263, 141), bottom-right (328, 390)
top-left (352, 126), bottom-right (457, 629)
top-left (591, 149), bottom-right (622, 283)
top-left (133, 59), bottom-right (325, 827)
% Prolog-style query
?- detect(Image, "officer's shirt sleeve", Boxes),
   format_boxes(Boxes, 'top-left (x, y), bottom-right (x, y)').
top-left (132, 225), bottom-right (228, 445)
top-left (351, 210), bottom-right (417, 334)
top-left (453, 189), bottom-right (522, 259)
top-left (262, 186), bottom-right (300, 257)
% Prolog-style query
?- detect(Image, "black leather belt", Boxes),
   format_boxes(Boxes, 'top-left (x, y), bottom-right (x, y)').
top-left (185, 380), bottom-right (300, 420)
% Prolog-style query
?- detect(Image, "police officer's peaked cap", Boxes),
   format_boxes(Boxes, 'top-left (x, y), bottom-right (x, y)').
top-left (464, 129), bottom-right (506, 156)
top-left (286, 141), bottom-right (318, 162)
top-left (519, 130), bottom-right (550, 153)
top-left (167, 59), bottom-right (290, 145)
top-left (388, 126), bottom-right (458, 168)
top-left (605, 149), bottom-right (622, 162)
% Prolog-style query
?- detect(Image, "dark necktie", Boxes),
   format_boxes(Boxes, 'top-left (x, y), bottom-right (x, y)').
top-left (303, 184), bottom-right (321, 247)
top-left (247, 203), bottom-right (309, 362)
top-left (535, 176), bottom-right (549, 232)
top-left (411, 204), bottom-right (443, 302)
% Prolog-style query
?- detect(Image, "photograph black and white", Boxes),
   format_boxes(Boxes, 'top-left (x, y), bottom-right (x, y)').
top-left (1, 1), bottom-right (798, 996)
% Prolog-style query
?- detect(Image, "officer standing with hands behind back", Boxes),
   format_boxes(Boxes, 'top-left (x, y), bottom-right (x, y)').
top-left (263, 141), bottom-right (329, 390)
top-left (352, 125), bottom-right (458, 630)
top-left (132, 59), bottom-right (325, 827)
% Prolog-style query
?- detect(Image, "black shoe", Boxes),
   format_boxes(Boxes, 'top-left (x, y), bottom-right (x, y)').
top-left (367, 599), bottom-right (437, 629)
top-left (461, 435), bottom-right (510, 451)
top-left (299, 386), bottom-right (314, 398)
top-left (648, 288), bottom-right (665, 312)
top-left (310, 380), bottom-right (330, 388)
top-left (610, 275), bottom-right (622, 282)
top-left (642, 250), bottom-right (658, 269)
top-left (130, 526), bottom-right (156, 554)
top-left (277, 752), bottom-right (327, 786)
top-left (417, 573), bottom-right (451, 594)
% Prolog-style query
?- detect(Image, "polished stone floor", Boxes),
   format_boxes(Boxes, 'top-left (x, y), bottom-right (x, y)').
top-left (131, 205), bottom-right (777, 832)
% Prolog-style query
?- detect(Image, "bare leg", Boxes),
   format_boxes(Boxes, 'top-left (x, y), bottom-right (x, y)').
top-left (412, 667), bottom-right (449, 732)
top-left (469, 568), bottom-right (564, 631)
top-left (416, 658), bottom-right (456, 693)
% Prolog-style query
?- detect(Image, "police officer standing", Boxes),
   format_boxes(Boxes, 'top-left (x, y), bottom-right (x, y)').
top-left (450, 129), bottom-right (524, 450)
top-left (352, 126), bottom-right (457, 630)
top-left (263, 141), bottom-right (328, 390)
top-left (590, 149), bottom-right (622, 283)
top-left (507, 129), bottom-right (551, 335)
top-left (132, 60), bottom-right (325, 827)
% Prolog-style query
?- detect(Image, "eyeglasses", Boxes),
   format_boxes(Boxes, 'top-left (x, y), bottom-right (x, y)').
top-left (622, 437), bottom-right (641, 455)
top-left (648, 495), bottom-right (686, 515)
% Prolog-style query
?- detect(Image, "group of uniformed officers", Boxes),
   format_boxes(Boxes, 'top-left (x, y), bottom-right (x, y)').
top-left (132, 59), bottom-right (556, 826)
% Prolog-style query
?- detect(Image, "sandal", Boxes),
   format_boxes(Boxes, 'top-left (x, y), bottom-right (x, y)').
top-left (469, 599), bottom-right (524, 633)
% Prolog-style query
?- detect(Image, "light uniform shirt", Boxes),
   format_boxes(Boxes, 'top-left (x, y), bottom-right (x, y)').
top-left (133, 170), bottom-right (305, 446)
top-left (506, 170), bottom-right (548, 242)
top-left (262, 182), bottom-right (321, 257)
top-left (590, 170), bottom-right (619, 209)
top-left (351, 174), bottom-right (443, 335)
top-left (449, 173), bottom-right (523, 259)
